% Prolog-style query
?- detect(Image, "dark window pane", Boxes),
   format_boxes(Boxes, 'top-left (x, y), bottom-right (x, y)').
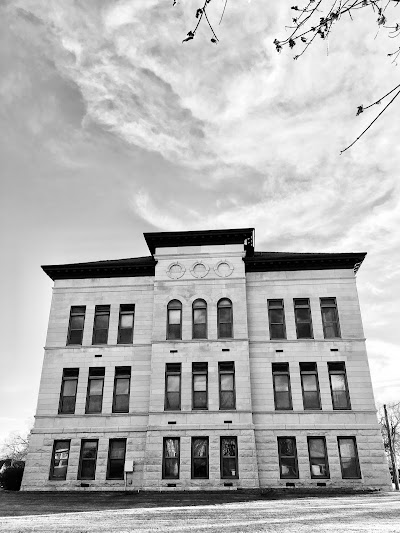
top-left (193, 459), bottom-right (208, 478)
top-left (61, 395), bottom-right (76, 414)
top-left (70, 316), bottom-right (85, 330)
top-left (68, 329), bottom-right (83, 345)
top-left (219, 323), bottom-right (232, 338)
top-left (93, 329), bottom-right (108, 344)
top-left (220, 391), bottom-right (235, 409)
top-left (270, 324), bottom-right (285, 339)
top-left (219, 308), bottom-right (231, 322)
top-left (332, 390), bottom-right (349, 409)
top-left (108, 460), bottom-right (124, 479)
top-left (94, 315), bottom-right (109, 329)
top-left (280, 438), bottom-right (295, 456)
top-left (295, 308), bottom-right (310, 321)
top-left (193, 391), bottom-right (207, 409)
top-left (275, 391), bottom-right (291, 410)
top-left (297, 322), bottom-right (312, 338)
top-left (269, 309), bottom-right (284, 323)
top-left (164, 458), bottom-right (179, 478)
top-left (193, 323), bottom-right (207, 339)
top-left (166, 392), bottom-right (180, 410)
top-left (303, 391), bottom-right (320, 409)
top-left (87, 395), bottom-right (102, 413)
top-left (280, 457), bottom-right (297, 477)
top-left (168, 323), bottom-right (181, 339)
top-left (118, 328), bottom-right (133, 344)
top-left (222, 457), bottom-right (237, 477)
top-left (114, 395), bottom-right (129, 412)
top-left (80, 461), bottom-right (95, 479)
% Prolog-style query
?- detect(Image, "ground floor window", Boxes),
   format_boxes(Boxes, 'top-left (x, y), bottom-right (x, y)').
top-left (192, 437), bottom-right (209, 479)
top-left (278, 437), bottom-right (299, 479)
top-left (49, 440), bottom-right (70, 480)
top-left (78, 440), bottom-right (98, 480)
top-left (308, 437), bottom-right (330, 478)
top-left (338, 437), bottom-right (361, 479)
top-left (162, 437), bottom-right (180, 479)
top-left (107, 439), bottom-right (126, 480)
top-left (221, 437), bottom-right (238, 479)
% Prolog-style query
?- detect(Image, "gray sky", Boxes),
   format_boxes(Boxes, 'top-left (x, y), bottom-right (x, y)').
top-left (1, 0), bottom-right (399, 444)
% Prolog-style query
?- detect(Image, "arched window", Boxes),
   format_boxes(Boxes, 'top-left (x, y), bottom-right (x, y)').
top-left (217, 298), bottom-right (233, 339)
top-left (167, 300), bottom-right (182, 340)
top-left (192, 299), bottom-right (207, 339)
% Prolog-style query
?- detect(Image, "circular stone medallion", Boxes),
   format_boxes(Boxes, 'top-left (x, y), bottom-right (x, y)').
top-left (166, 262), bottom-right (186, 279)
top-left (190, 261), bottom-right (210, 279)
top-left (214, 260), bottom-right (234, 278)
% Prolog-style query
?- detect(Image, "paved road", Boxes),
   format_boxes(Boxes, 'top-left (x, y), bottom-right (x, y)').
top-left (1, 492), bottom-right (400, 532)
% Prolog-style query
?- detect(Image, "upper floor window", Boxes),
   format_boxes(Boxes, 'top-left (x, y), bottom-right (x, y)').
top-left (320, 298), bottom-right (341, 338)
top-left (118, 304), bottom-right (135, 344)
top-left (112, 366), bottom-right (131, 413)
top-left (192, 299), bottom-right (207, 339)
top-left (49, 440), bottom-right (70, 480)
top-left (165, 363), bottom-right (181, 411)
top-left (218, 362), bottom-right (236, 410)
top-left (92, 305), bottom-right (110, 345)
top-left (294, 298), bottom-right (313, 339)
top-left (217, 298), bottom-right (233, 339)
top-left (66, 306), bottom-right (86, 345)
top-left (328, 362), bottom-right (351, 410)
top-left (300, 362), bottom-right (321, 410)
top-left (268, 299), bottom-right (286, 339)
top-left (272, 363), bottom-right (292, 410)
top-left (58, 368), bottom-right (79, 414)
top-left (85, 368), bottom-right (105, 414)
top-left (167, 300), bottom-right (182, 340)
top-left (192, 362), bottom-right (208, 410)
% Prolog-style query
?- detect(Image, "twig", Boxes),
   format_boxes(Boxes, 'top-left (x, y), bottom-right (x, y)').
top-left (219, 0), bottom-right (228, 24)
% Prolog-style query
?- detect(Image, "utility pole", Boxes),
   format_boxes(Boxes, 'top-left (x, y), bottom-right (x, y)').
top-left (384, 404), bottom-right (399, 490)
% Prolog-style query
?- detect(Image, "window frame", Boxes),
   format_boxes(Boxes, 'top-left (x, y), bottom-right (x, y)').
top-left (165, 363), bottom-right (182, 411)
top-left (92, 305), bottom-right (110, 345)
top-left (217, 298), bottom-right (233, 339)
top-left (78, 439), bottom-right (99, 480)
top-left (218, 362), bottom-right (236, 410)
top-left (268, 299), bottom-right (287, 340)
top-left (300, 363), bottom-right (321, 410)
top-left (58, 368), bottom-right (79, 415)
top-left (167, 300), bottom-right (182, 340)
top-left (117, 304), bottom-right (135, 344)
top-left (294, 298), bottom-right (314, 339)
top-left (220, 436), bottom-right (239, 479)
top-left (328, 362), bottom-right (351, 410)
top-left (277, 437), bottom-right (299, 479)
top-left (66, 306), bottom-right (86, 346)
top-left (192, 299), bottom-right (208, 339)
top-left (307, 437), bottom-right (330, 479)
top-left (112, 366), bottom-right (131, 414)
top-left (337, 437), bottom-right (361, 479)
top-left (49, 440), bottom-right (71, 480)
top-left (320, 297), bottom-right (341, 339)
top-left (272, 363), bottom-right (293, 411)
top-left (162, 437), bottom-right (180, 480)
top-left (192, 362), bottom-right (208, 410)
top-left (106, 438), bottom-right (126, 480)
top-left (85, 368), bottom-right (105, 414)
top-left (191, 437), bottom-right (209, 479)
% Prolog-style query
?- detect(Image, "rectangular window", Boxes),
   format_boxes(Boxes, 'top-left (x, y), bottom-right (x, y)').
top-left (58, 368), bottom-right (79, 414)
top-left (268, 299), bottom-right (286, 339)
top-left (272, 363), bottom-right (292, 410)
top-left (92, 305), bottom-right (110, 345)
top-left (117, 304), bottom-right (135, 344)
top-left (338, 437), bottom-right (361, 479)
top-left (320, 298), bottom-right (341, 338)
top-left (218, 362), bottom-right (236, 410)
top-left (308, 437), bottom-right (330, 478)
top-left (192, 362), bottom-right (208, 410)
top-left (277, 437), bottom-right (298, 479)
top-left (66, 306), bottom-right (86, 345)
top-left (191, 437), bottom-right (209, 479)
top-left (328, 362), bottom-right (351, 410)
top-left (165, 363), bottom-right (181, 411)
top-left (85, 368), bottom-right (105, 414)
top-left (49, 440), bottom-right (70, 480)
top-left (78, 440), bottom-right (98, 480)
top-left (162, 437), bottom-right (180, 479)
top-left (294, 298), bottom-right (313, 339)
top-left (300, 363), bottom-right (321, 410)
top-left (107, 439), bottom-right (126, 480)
top-left (112, 366), bottom-right (131, 413)
top-left (221, 437), bottom-right (238, 479)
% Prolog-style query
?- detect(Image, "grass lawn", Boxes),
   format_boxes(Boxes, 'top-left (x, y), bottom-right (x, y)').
top-left (0, 491), bottom-right (399, 532)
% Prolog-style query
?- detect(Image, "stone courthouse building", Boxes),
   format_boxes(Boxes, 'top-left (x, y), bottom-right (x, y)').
top-left (21, 228), bottom-right (391, 491)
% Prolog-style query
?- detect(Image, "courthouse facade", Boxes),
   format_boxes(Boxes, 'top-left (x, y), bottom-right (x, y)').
top-left (21, 228), bottom-right (391, 491)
